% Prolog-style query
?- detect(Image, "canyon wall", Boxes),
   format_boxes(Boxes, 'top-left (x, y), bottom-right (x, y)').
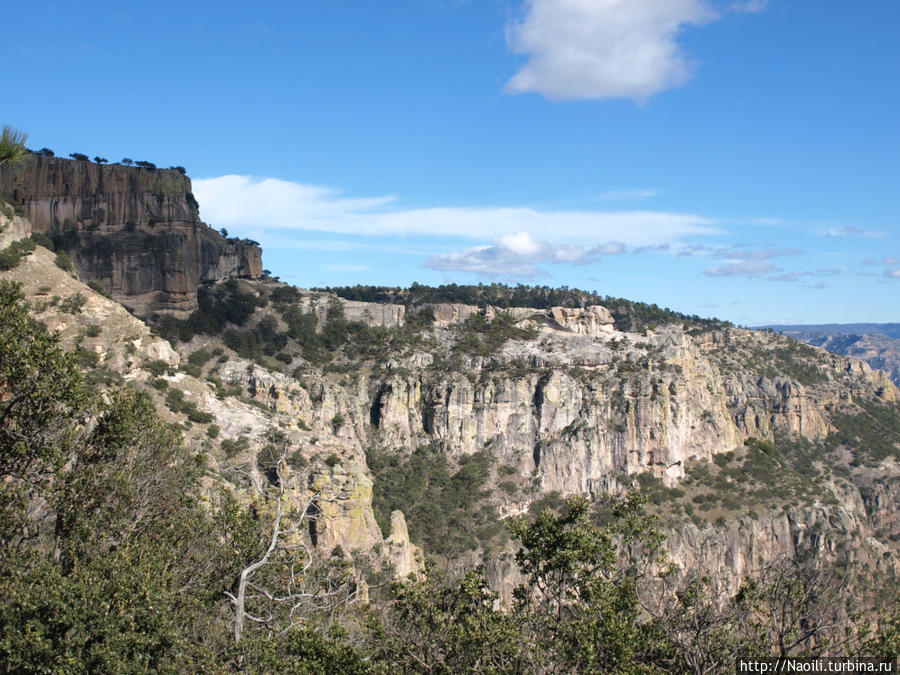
top-left (0, 156), bottom-right (261, 313)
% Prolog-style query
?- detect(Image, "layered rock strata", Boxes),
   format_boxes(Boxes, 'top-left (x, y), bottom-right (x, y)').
top-left (0, 156), bottom-right (261, 313)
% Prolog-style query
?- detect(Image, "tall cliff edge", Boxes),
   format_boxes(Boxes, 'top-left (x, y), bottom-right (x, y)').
top-left (0, 155), bottom-right (262, 314)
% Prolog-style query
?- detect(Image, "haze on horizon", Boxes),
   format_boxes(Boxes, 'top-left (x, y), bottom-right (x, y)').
top-left (6, 0), bottom-right (899, 326)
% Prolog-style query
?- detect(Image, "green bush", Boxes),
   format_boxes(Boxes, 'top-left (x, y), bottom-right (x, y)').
top-left (331, 413), bottom-right (345, 433)
top-left (180, 363), bottom-right (202, 378)
top-left (73, 348), bottom-right (100, 369)
top-left (83, 324), bottom-right (102, 338)
top-left (86, 280), bottom-right (111, 298)
top-left (221, 435), bottom-right (249, 458)
top-left (206, 424), bottom-right (220, 439)
top-left (58, 293), bottom-right (87, 314)
top-left (188, 348), bottom-right (212, 367)
top-left (54, 252), bottom-right (74, 272)
top-left (0, 238), bottom-right (37, 270)
top-left (187, 408), bottom-right (214, 424)
top-left (144, 359), bottom-right (170, 376)
top-left (29, 231), bottom-right (54, 250)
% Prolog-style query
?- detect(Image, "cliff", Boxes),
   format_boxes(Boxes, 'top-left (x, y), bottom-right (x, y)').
top-left (5, 197), bottom-right (898, 603)
top-left (0, 155), bottom-right (262, 314)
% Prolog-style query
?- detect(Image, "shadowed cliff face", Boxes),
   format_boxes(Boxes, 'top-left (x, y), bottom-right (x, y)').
top-left (0, 155), bottom-right (262, 313)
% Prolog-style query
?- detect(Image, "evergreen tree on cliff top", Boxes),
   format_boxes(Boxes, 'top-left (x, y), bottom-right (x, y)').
top-left (0, 126), bottom-right (28, 165)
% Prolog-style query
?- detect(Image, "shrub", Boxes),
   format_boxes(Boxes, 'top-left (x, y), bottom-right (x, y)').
top-left (188, 348), bottom-right (212, 367)
top-left (144, 359), bottom-right (170, 376)
top-left (324, 453), bottom-right (341, 467)
top-left (221, 435), bottom-right (249, 458)
top-left (29, 231), bottom-right (54, 250)
top-left (83, 324), bottom-right (102, 338)
top-left (206, 424), bottom-right (220, 439)
top-left (180, 363), bottom-right (202, 378)
top-left (86, 280), bottom-right (111, 298)
top-left (331, 413), bottom-right (346, 433)
top-left (73, 348), bottom-right (100, 368)
top-left (54, 252), bottom-right (74, 272)
top-left (59, 293), bottom-right (86, 314)
top-left (187, 408), bottom-right (214, 424)
top-left (0, 238), bottom-right (36, 270)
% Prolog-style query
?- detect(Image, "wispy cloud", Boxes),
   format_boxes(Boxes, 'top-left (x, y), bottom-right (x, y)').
top-left (674, 243), bottom-right (800, 260)
top-left (703, 261), bottom-right (776, 278)
top-left (504, 0), bottom-right (717, 102)
top-left (886, 268), bottom-right (900, 279)
top-left (424, 230), bottom-right (625, 276)
top-left (766, 268), bottom-right (841, 283)
top-left (822, 225), bottom-right (883, 238)
top-left (595, 188), bottom-right (660, 201)
top-left (193, 175), bottom-right (718, 244)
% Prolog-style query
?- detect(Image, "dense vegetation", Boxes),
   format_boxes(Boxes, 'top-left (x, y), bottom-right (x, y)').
top-left (367, 446), bottom-right (507, 555)
top-left (319, 282), bottom-right (732, 332)
top-left (2, 278), bottom-right (899, 671)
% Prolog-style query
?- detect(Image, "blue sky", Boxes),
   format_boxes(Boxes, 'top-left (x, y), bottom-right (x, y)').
top-left (6, 0), bottom-right (899, 325)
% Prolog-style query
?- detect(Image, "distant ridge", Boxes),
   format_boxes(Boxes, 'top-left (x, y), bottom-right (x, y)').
top-left (759, 323), bottom-right (900, 339)
top-left (760, 323), bottom-right (900, 386)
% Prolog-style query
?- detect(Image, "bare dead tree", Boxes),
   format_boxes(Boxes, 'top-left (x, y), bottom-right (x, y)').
top-left (746, 557), bottom-right (861, 658)
top-left (223, 448), bottom-right (357, 643)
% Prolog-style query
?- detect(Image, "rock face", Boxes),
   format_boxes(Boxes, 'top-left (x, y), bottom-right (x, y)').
top-left (384, 510), bottom-right (424, 579)
top-left (0, 201), bottom-right (31, 248)
top-left (0, 156), bottom-right (262, 314)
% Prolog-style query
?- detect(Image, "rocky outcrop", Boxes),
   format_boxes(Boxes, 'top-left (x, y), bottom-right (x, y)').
top-left (307, 460), bottom-right (384, 555)
top-left (549, 305), bottom-right (615, 336)
top-left (0, 201), bottom-right (31, 248)
top-left (0, 156), bottom-right (262, 314)
top-left (384, 510), bottom-right (424, 579)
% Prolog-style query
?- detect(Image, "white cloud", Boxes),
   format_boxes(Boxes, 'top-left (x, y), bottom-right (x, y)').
top-left (803, 267), bottom-right (841, 277)
top-left (703, 261), bottom-right (776, 277)
top-left (193, 175), bottom-right (718, 245)
top-left (766, 273), bottom-right (796, 283)
top-left (673, 243), bottom-right (800, 260)
top-left (885, 268), bottom-right (900, 279)
top-left (596, 188), bottom-right (660, 201)
top-left (823, 225), bottom-right (871, 237)
top-left (425, 230), bottom-right (625, 276)
top-left (504, 0), bottom-right (717, 101)
top-left (883, 256), bottom-right (900, 265)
